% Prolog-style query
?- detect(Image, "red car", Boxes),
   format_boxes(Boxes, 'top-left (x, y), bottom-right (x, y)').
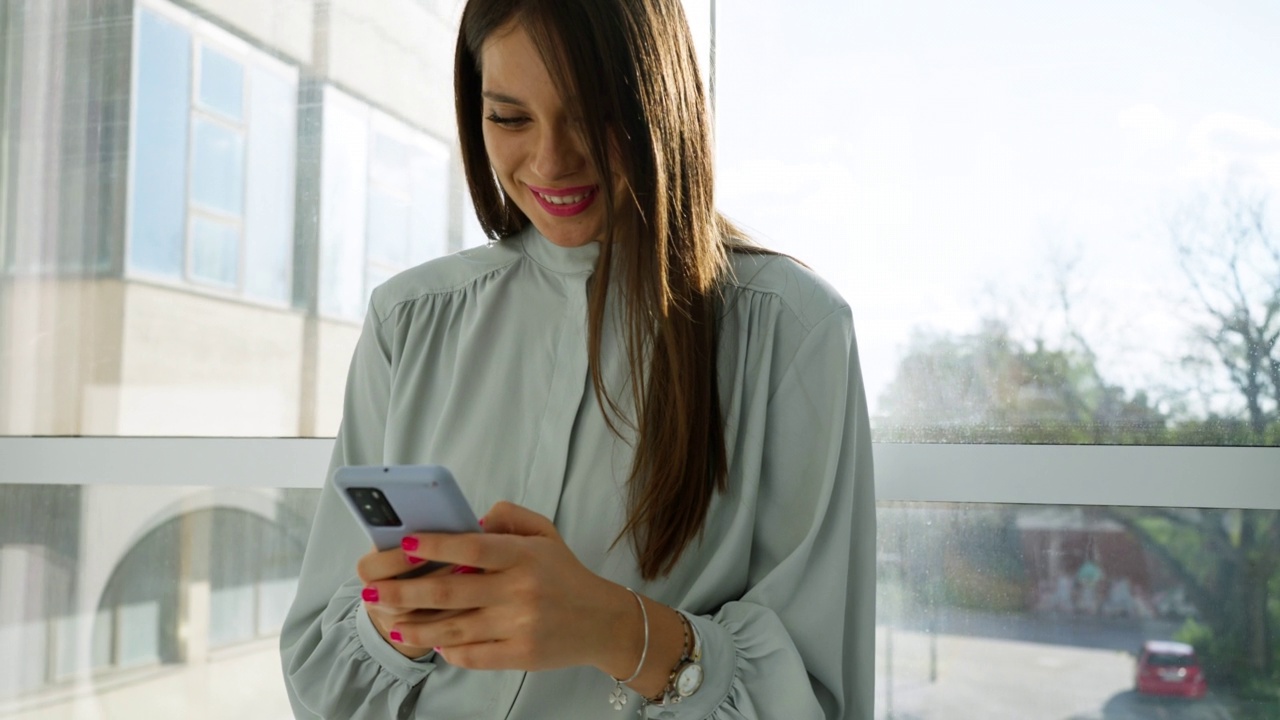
top-left (1135, 640), bottom-right (1208, 699)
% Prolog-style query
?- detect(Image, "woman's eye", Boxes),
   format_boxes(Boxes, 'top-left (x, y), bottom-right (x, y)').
top-left (486, 112), bottom-right (529, 128)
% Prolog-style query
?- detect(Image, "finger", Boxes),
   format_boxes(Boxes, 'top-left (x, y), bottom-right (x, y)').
top-left (389, 608), bottom-right (498, 652)
top-left (375, 570), bottom-right (496, 611)
top-left (369, 605), bottom-right (468, 627)
top-left (356, 545), bottom-right (430, 584)
top-left (435, 639), bottom-right (536, 671)
top-left (479, 501), bottom-right (559, 539)
top-left (405, 531), bottom-right (526, 572)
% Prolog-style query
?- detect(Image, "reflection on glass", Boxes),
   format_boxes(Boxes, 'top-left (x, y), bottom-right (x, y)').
top-left (198, 45), bottom-right (245, 121)
top-left (190, 216), bottom-right (240, 287)
top-left (190, 117), bottom-right (246, 216)
top-left (129, 8), bottom-right (191, 277)
top-left (366, 187), bottom-right (411, 267)
top-left (370, 133), bottom-right (411, 189)
top-left (877, 502), bottom-right (1280, 719)
top-left (0, 485), bottom-right (317, 714)
top-left (243, 66), bottom-right (297, 304)
top-left (318, 88), bottom-right (370, 321)
top-left (409, 145), bottom-right (451, 264)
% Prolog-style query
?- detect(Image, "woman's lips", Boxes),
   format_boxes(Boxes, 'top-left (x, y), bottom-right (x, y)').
top-left (527, 184), bottom-right (598, 217)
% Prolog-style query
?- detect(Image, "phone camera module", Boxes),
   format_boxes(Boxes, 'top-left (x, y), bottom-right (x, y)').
top-left (347, 488), bottom-right (403, 527)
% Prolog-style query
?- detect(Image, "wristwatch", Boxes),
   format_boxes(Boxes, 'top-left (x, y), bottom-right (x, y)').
top-left (663, 612), bottom-right (703, 704)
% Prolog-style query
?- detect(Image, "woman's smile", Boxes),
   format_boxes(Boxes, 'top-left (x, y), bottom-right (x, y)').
top-left (528, 184), bottom-right (599, 217)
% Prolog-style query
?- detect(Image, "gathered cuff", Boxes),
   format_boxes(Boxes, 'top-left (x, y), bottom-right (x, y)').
top-left (284, 580), bottom-right (436, 718)
top-left (354, 603), bottom-right (439, 679)
top-left (640, 603), bottom-right (820, 720)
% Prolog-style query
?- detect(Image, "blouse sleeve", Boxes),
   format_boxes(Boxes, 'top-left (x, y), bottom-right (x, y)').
top-left (278, 302), bottom-right (441, 719)
top-left (648, 306), bottom-right (877, 720)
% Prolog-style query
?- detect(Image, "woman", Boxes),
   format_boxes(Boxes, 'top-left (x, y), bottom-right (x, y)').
top-left (280, 0), bottom-right (875, 717)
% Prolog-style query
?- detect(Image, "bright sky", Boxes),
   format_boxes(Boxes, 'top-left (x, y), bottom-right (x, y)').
top-left (713, 0), bottom-right (1280, 418)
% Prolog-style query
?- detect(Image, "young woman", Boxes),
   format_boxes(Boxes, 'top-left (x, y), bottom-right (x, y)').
top-left (280, 1), bottom-right (875, 717)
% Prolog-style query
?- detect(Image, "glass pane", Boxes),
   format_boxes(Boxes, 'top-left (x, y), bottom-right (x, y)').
top-left (369, 132), bottom-right (410, 189)
top-left (717, 0), bottom-right (1280, 446)
top-left (128, 8), bottom-right (191, 278)
top-left (190, 117), bottom-right (245, 216)
top-left (243, 66), bottom-right (297, 303)
top-left (408, 144), bottom-right (450, 264)
top-left (877, 502), bottom-right (1280, 718)
top-left (0, 484), bottom-right (316, 711)
top-left (366, 187), bottom-right (410, 267)
top-left (198, 45), bottom-right (245, 121)
top-left (190, 216), bottom-right (239, 287)
top-left (318, 88), bottom-right (370, 321)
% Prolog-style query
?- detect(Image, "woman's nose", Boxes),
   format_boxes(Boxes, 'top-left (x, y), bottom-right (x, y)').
top-left (531, 124), bottom-right (584, 180)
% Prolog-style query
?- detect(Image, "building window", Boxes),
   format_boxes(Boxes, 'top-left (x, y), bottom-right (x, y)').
top-left (127, 3), bottom-right (298, 305)
top-left (318, 86), bottom-right (452, 321)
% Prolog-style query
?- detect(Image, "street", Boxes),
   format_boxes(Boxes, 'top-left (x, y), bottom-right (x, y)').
top-left (876, 607), bottom-right (1239, 720)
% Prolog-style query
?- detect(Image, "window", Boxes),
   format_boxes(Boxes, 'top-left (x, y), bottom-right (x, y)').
top-left (2, 0), bottom-right (1278, 718)
top-left (128, 3), bottom-right (298, 304)
top-left (317, 87), bottom-right (453, 321)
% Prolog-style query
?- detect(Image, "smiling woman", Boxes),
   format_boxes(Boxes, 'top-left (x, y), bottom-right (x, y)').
top-left (278, 0), bottom-right (875, 718)
top-left (477, 24), bottom-right (614, 247)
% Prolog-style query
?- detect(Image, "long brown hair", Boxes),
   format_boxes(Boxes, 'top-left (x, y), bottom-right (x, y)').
top-left (456, 0), bottom-right (740, 579)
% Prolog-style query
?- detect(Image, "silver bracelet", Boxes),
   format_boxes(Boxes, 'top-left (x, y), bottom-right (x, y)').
top-left (609, 588), bottom-right (649, 711)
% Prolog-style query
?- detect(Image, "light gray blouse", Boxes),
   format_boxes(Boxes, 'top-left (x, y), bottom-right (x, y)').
top-left (280, 228), bottom-right (876, 719)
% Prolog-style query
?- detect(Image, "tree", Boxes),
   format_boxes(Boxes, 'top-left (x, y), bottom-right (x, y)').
top-left (1150, 186), bottom-right (1280, 683)
top-left (876, 321), bottom-right (1166, 444)
top-left (1170, 186), bottom-right (1280, 437)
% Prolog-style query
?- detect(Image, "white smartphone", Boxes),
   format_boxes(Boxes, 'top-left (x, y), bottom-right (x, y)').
top-left (334, 464), bottom-right (481, 576)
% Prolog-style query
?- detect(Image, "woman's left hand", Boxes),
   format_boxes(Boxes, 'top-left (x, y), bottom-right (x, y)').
top-left (374, 501), bottom-right (641, 675)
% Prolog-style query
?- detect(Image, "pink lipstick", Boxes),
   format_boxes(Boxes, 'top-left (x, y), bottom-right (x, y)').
top-left (527, 184), bottom-right (598, 218)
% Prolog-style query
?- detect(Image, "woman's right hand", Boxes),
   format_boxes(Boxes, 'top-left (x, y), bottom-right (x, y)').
top-left (356, 545), bottom-right (474, 659)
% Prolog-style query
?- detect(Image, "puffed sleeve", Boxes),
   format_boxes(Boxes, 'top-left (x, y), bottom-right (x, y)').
top-left (279, 300), bottom-right (439, 719)
top-left (649, 306), bottom-right (876, 720)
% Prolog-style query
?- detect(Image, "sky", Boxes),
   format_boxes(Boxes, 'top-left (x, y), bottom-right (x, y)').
top-left (711, 0), bottom-right (1280, 418)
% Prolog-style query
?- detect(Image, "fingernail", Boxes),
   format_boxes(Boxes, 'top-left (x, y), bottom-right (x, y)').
top-left (477, 518), bottom-right (485, 528)
top-left (406, 555), bottom-right (425, 565)
top-left (389, 630), bottom-right (403, 643)
top-left (401, 536), bottom-right (419, 552)
top-left (433, 646), bottom-right (442, 654)
top-left (451, 565), bottom-right (479, 574)
top-left (362, 587), bottom-right (379, 603)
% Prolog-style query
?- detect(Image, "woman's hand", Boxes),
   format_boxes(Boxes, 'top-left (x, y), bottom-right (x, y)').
top-left (358, 501), bottom-right (684, 695)
top-left (392, 501), bottom-right (636, 672)
top-left (358, 501), bottom-right (651, 677)
top-left (356, 543), bottom-right (467, 659)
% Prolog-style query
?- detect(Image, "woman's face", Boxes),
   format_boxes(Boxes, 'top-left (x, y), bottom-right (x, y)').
top-left (479, 22), bottom-right (614, 248)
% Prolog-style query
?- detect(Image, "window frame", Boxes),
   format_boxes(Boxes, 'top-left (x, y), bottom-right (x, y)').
top-left (2, 438), bottom-right (1277, 511)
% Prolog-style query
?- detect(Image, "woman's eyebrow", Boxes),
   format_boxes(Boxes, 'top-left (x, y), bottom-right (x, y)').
top-left (482, 90), bottom-right (526, 106)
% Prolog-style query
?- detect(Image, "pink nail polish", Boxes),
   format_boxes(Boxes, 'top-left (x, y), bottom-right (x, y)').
top-left (451, 565), bottom-right (479, 574)
top-left (406, 555), bottom-right (424, 565)
top-left (362, 587), bottom-right (379, 603)
top-left (389, 630), bottom-right (403, 643)
top-left (433, 646), bottom-right (442, 653)
top-left (401, 536), bottom-right (419, 552)
top-left (478, 518), bottom-right (485, 527)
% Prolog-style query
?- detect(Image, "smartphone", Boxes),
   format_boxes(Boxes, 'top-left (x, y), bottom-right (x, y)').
top-left (334, 464), bottom-right (481, 577)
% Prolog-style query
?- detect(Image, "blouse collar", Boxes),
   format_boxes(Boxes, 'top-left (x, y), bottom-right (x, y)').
top-left (519, 226), bottom-right (601, 276)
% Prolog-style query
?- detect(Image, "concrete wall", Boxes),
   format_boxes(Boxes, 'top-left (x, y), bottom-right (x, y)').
top-left (182, 0), bottom-right (314, 64)
top-left (328, 0), bottom-right (461, 139)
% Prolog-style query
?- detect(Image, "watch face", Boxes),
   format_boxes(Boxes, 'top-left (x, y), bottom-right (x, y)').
top-left (676, 663), bottom-right (703, 697)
